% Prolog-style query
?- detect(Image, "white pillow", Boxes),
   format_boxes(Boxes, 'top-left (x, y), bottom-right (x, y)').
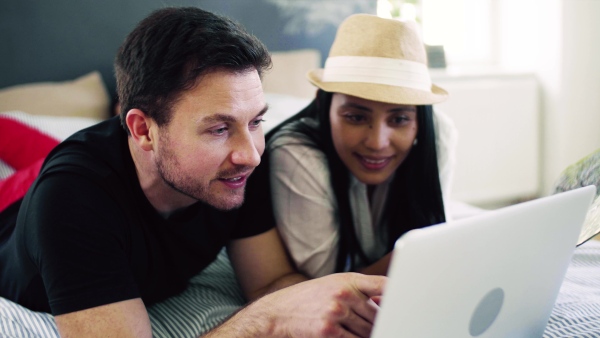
top-left (263, 93), bottom-right (311, 133)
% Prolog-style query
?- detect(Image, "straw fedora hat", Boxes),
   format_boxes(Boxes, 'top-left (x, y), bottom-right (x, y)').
top-left (308, 14), bottom-right (448, 105)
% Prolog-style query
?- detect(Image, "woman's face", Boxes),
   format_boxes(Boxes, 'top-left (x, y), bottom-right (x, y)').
top-left (329, 93), bottom-right (418, 185)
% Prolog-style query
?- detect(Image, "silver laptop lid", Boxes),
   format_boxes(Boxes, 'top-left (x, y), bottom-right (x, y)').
top-left (372, 185), bottom-right (596, 338)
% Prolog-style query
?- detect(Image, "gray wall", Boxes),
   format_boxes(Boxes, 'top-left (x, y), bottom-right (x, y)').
top-left (0, 0), bottom-right (375, 98)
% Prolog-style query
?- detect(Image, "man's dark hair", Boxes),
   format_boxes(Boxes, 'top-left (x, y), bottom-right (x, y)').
top-left (115, 7), bottom-right (271, 133)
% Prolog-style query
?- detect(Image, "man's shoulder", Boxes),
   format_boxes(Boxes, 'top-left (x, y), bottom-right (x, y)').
top-left (26, 116), bottom-right (136, 216)
top-left (41, 116), bottom-right (129, 180)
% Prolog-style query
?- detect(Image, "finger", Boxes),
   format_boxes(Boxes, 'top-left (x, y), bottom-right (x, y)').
top-left (340, 306), bottom-right (376, 338)
top-left (346, 274), bottom-right (386, 323)
top-left (370, 296), bottom-right (383, 306)
top-left (348, 292), bottom-right (380, 325)
top-left (316, 322), bottom-right (360, 338)
top-left (352, 274), bottom-right (387, 299)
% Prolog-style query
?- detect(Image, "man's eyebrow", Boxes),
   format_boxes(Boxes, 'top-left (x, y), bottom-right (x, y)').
top-left (200, 104), bottom-right (269, 124)
top-left (257, 103), bottom-right (269, 118)
top-left (202, 114), bottom-right (237, 124)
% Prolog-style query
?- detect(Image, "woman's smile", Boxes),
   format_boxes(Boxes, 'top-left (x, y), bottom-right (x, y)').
top-left (354, 154), bottom-right (394, 171)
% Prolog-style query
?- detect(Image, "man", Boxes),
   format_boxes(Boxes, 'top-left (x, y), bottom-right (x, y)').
top-left (0, 6), bottom-right (385, 337)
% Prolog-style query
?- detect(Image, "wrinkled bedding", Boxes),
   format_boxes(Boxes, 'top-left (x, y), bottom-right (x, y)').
top-left (2, 241), bottom-right (600, 338)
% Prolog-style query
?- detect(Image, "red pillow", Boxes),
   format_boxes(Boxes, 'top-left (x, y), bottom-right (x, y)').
top-left (0, 116), bottom-right (59, 211)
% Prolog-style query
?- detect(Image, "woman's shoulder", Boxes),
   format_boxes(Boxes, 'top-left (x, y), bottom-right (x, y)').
top-left (269, 131), bottom-right (313, 148)
top-left (269, 133), bottom-right (326, 166)
top-left (268, 128), bottom-right (330, 180)
top-left (267, 117), bottom-right (321, 150)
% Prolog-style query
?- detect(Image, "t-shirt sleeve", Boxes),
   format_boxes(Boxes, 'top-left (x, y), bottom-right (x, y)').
top-left (269, 142), bottom-right (339, 278)
top-left (22, 172), bottom-right (140, 315)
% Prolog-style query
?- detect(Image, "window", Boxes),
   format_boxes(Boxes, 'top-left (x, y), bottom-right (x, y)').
top-left (377, 0), bottom-right (541, 71)
top-left (378, 0), bottom-right (494, 67)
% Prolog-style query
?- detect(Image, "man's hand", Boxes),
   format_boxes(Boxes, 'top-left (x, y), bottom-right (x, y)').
top-left (205, 272), bottom-right (386, 338)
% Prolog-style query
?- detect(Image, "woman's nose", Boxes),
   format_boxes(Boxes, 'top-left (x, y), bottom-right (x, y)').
top-left (363, 123), bottom-right (391, 150)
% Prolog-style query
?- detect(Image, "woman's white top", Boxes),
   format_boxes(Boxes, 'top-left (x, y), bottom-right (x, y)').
top-left (269, 109), bottom-right (457, 278)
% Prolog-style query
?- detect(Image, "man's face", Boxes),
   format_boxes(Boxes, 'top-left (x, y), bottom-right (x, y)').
top-left (154, 69), bottom-right (266, 210)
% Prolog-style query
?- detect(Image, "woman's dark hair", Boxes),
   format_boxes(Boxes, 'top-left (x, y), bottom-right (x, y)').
top-left (267, 90), bottom-right (446, 272)
top-left (114, 7), bottom-right (271, 133)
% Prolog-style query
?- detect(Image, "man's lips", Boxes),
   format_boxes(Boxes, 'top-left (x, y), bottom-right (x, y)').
top-left (218, 171), bottom-right (252, 189)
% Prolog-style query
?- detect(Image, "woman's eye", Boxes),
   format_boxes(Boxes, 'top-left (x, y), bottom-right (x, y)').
top-left (391, 116), bottom-right (410, 125)
top-left (345, 114), bottom-right (366, 123)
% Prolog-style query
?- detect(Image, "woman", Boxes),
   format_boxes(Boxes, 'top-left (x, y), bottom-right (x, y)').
top-left (249, 14), bottom-right (453, 278)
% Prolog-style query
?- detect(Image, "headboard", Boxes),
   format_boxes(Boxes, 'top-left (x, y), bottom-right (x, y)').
top-left (0, 0), bottom-right (375, 108)
top-left (0, 1), bottom-right (376, 183)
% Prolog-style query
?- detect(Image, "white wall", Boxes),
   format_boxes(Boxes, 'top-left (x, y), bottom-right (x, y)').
top-left (427, 0), bottom-right (600, 206)
top-left (502, 0), bottom-right (600, 194)
top-left (552, 0), bottom-right (600, 191)
top-left (433, 72), bottom-right (540, 206)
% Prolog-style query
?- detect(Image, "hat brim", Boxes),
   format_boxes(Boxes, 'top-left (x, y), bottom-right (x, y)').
top-left (307, 69), bottom-right (448, 105)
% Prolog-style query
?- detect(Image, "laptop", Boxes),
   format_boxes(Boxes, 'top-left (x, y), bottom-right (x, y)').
top-left (371, 185), bottom-right (596, 338)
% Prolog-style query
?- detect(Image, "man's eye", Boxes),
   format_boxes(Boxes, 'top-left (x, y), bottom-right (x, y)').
top-left (250, 119), bottom-right (265, 127)
top-left (211, 127), bottom-right (228, 135)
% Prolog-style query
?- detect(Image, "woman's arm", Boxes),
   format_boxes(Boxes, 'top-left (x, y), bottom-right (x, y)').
top-left (227, 228), bottom-right (308, 301)
top-left (270, 141), bottom-right (339, 278)
top-left (357, 252), bottom-right (392, 276)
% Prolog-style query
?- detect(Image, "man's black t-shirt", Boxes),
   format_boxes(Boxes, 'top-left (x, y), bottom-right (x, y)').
top-left (0, 117), bottom-right (272, 315)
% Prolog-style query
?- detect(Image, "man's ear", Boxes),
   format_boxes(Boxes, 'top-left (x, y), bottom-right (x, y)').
top-left (125, 109), bottom-right (154, 151)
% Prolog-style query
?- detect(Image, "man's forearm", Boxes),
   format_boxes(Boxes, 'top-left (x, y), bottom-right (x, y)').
top-left (201, 303), bottom-right (275, 337)
top-left (247, 271), bottom-right (308, 301)
top-left (201, 273), bottom-right (306, 337)
top-left (202, 272), bottom-right (307, 337)
top-left (202, 272), bottom-right (386, 338)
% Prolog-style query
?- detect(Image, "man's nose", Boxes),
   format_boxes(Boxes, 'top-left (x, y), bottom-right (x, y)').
top-left (230, 130), bottom-right (261, 167)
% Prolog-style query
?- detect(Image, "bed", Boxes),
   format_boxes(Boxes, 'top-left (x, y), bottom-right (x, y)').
top-left (2, 2), bottom-right (600, 337)
top-left (2, 58), bottom-right (600, 338)
top-left (2, 225), bottom-right (600, 337)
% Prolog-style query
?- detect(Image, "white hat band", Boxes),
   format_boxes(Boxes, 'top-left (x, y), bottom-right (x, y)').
top-left (321, 56), bottom-right (432, 92)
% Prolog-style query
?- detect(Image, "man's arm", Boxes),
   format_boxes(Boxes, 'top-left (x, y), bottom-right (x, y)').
top-left (54, 298), bottom-right (152, 338)
top-left (227, 228), bottom-right (307, 301)
top-left (204, 272), bottom-right (386, 337)
top-left (223, 228), bottom-right (387, 337)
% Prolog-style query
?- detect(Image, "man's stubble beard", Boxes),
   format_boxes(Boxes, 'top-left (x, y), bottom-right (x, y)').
top-left (155, 143), bottom-right (247, 211)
